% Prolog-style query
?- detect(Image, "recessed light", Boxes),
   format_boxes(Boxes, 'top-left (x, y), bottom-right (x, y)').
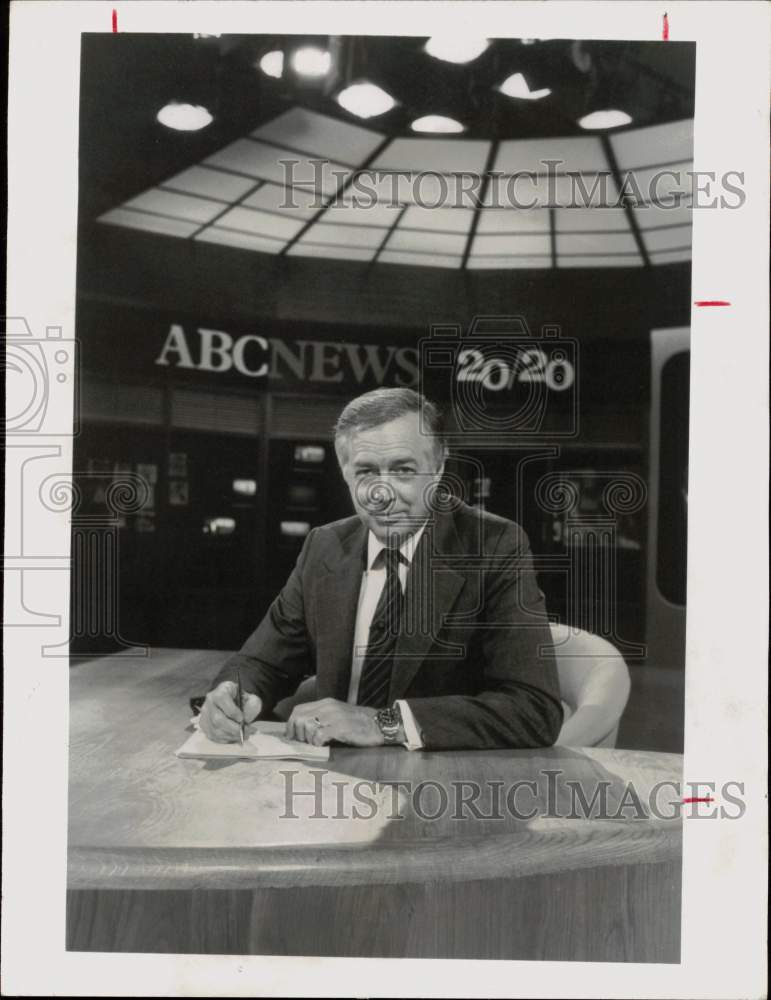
top-left (498, 72), bottom-right (551, 101)
top-left (424, 36), bottom-right (489, 64)
top-left (291, 47), bottom-right (331, 77)
top-left (578, 109), bottom-right (633, 130)
top-left (156, 103), bottom-right (213, 131)
top-left (337, 82), bottom-right (397, 119)
top-left (411, 115), bottom-right (465, 134)
top-left (259, 50), bottom-right (284, 79)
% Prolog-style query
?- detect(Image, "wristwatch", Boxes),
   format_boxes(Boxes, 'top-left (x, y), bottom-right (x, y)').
top-left (375, 703), bottom-right (403, 744)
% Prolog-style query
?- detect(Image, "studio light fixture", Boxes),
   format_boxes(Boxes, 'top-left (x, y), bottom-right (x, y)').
top-left (424, 36), bottom-right (489, 64)
top-left (336, 81), bottom-right (397, 119)
top-left (291, 46), bottom-right (331, 77)
top-left (156, 102), bottom-right (213, 131)
top-left (498, 72), bottom-right (551, 100)
top-left (410, 114), bottom-right (464, 134)
top-left (578, 109), bottom-right (633, 130)
top-left (259, 50), bottom-right (284, 79)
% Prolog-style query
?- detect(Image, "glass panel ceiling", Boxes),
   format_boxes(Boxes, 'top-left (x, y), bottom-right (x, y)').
top-left (252, 107), bottom-right (385, 165)
top-left (640, 225), bottom-right (693, 253)
top-left (647, 247), bottom-right (691, 264)
top-left (558, 254), bottom-right (643, 268)
top-left (472, 233), bottom-right (552, 256)
top-left (242, 182), bottom-right (320, 218)
top-left (323, 200), bottom-right (402, 227)
top-left (554, 207), bottom-right (630, 232)
top-left (162, 165), bottom-right (258, 202)
top-left (99, 207), bottom-right (201, 238)
top-left (610, 119), bottom-right (694, 169)
top-left (124, 188), bottom-right (224, 224)
top-left (467, 255), bottom-right (550, 270)
top-left (98, 108), bottom-right (693, 270)
top-left (371, 136), bottom-right (491, 173)
top-left (297, 222), bottom-right (385, 249)
top-left (495, 135), bottom-right (607, 174)
top-left (557, 231), bottom-right (639, 254)
top-left (194, 227), bottom-right (284, 254)
top-left (215, 206), bottom-right (306, 240)
top-left (633, 200), bottom-right (693, 229)
top-left (477, 208), bottom-right (550, 234)
top-left (287, 243), bottom-right (376, 262)
top-left (483, 173), bottom-right (620, 208)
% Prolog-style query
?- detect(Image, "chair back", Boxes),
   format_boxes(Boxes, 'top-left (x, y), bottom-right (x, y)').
top-left (551, 623), bottom-right (631, 748)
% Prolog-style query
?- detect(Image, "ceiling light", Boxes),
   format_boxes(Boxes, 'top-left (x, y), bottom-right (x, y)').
top-left (336, 82), bottom-right (397, 119)
top-left (259, 50), bottom-right (284, 78)
top-left (156, 103), bottom-right (213, 131)
top-left (498, 72), bottom-right (551, 100)
top-left (578, 109), bottom-right (633, 130)
top-left (424, 36), bottom-right (489, 64)
top-left (291, 47), bottom-right (331, 77)
top-left (411, 115), bottom-right (465, 134)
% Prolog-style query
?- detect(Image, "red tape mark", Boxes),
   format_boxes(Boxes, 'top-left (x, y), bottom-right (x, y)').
top-left (695, 301), bottom-right (731, 307)
top-left (682, 797), bottom-right (714, 804)
top-left (112, 9), bottom-right (118, 32)
top-left (663, 13), bottom-right (669, 40)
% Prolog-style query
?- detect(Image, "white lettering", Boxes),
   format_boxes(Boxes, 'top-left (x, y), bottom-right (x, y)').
top-left (232, 335), bottom-right (269, 377)
top-left (394, 347), bottom-right (419, 387)
top-left (271, 339), bottom-right (307, 380)
top-left (309, 341), bottom-right (344, 383)
top-left (198, 328), bottom-right (234, 373)
top-left (154, 324), bottom-right (195, 368)
top-left (343, 344), bottom-right (396, 384)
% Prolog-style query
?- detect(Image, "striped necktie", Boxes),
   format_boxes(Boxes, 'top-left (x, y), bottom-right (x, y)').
top-left (356, 547), bottom-right (405, 708)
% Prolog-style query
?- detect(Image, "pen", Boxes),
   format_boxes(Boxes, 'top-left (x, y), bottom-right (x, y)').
top-left (236, 667), bottom-right (245, 746)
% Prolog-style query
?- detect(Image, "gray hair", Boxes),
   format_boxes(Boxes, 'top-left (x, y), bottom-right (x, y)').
top-left (334, 388), bottom-right (447, 465)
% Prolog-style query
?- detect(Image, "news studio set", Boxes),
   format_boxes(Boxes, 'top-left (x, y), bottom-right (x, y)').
top-left (57, 30), bottom-right (702, 960)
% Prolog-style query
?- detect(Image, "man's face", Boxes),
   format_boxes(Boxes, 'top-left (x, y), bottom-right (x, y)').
top-left (337, 411), bottom-right (445, 546)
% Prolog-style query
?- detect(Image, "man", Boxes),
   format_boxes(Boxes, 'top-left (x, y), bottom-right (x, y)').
top-left (200, 388), bottom-right (562, 751)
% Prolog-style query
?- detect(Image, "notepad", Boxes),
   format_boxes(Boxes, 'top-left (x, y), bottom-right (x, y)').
top-left (175, 721), bottom-right (330, 762)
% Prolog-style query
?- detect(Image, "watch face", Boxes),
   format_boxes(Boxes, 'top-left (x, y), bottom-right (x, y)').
top-left (377, 707), bottom-right (400, 741)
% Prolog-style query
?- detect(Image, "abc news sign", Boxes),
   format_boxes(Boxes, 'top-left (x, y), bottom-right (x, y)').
top-left (154, 324), bottom-right (420, 389)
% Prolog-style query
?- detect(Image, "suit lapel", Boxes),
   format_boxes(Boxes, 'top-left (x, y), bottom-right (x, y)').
top-left (313, 521), bottom-right (366, 700)
top-left (389, 511), bottom-right (466, 701)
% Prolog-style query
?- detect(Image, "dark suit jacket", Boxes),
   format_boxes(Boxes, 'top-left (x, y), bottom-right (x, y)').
top-left (212, 501), bottom-right (563, 750)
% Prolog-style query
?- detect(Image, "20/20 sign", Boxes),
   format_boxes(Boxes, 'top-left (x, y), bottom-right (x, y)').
top-left (456, 347), bottom-right (575, 392)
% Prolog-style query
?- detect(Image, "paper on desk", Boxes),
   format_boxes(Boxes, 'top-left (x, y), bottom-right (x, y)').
top-left (176, 721), bottom-right (330, 762)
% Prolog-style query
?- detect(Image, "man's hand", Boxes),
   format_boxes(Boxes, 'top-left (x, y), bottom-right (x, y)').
top-left (200, 680), bottom-right (262, 743)
top-left (286, 698), bottom-right (384, 747)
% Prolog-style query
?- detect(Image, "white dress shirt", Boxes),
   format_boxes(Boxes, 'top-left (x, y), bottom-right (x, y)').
top-left (346, 524), bottom-right (426, 750)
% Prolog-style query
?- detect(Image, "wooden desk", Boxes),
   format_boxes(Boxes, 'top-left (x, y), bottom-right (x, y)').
top-left (68, 648), bottom-right (683, 960)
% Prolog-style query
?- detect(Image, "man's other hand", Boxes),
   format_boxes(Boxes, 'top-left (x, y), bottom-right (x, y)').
top-left (200, 681), bottom-right (262, 743)
top-left (286, 698), bottom-right (382, 747)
